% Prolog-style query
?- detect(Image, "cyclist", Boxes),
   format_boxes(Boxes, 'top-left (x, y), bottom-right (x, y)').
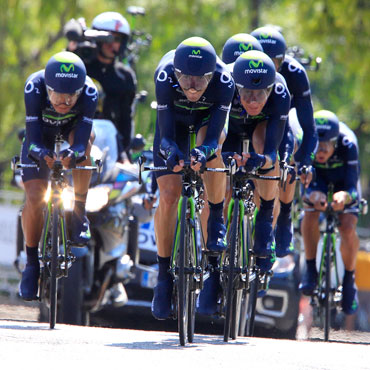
top-left (151, 36), bottom-right (235, 319)
top-left (20, 51), bottom-right (98, 300)
top-left (65, 11), bottom-right (136, 160)
top-left (198, 49), bottom-right (291, 315)
top-left (300, 110), bottom-right (360, 315)
top-left (251, 26), bottom-right (317, 257)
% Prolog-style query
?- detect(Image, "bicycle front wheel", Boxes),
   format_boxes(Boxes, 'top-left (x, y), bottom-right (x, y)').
top-left (324, 234), bottom-right (332, 341)
top-left (177, 196), bottom-right (190, 346)
top-left (49, 204), bottom-right (59, 329)
top-left (224, 200), bottom-right (240, 342)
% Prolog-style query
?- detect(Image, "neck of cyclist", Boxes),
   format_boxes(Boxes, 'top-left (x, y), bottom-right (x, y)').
top-left (97, 42), bottom-right (120, 65)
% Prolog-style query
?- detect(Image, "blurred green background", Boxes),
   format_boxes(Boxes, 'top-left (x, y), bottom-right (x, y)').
top-left (1, 0), bottom-right (369, 223)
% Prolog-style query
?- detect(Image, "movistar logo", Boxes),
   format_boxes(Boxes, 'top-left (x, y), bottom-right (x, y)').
top-left (316, 118), bottom-right (328, 125)
top-left (249, 59), bottom-right (264, 68)
top-left (192, 49), bottom-right (201, 55)
top-left (239, 43), bottom-right (253, 52)
top-left (60, 64), bottom-right (75, 73)
top-left (260, 32), bottom-right (273, 39)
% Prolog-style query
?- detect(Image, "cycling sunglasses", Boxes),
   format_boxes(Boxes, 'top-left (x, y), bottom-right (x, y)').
top-left (47, 86), bottom-right (82, 106)
top-left (237, 86), bottom-right (272, 104)
top-left (175, 70), bottom-right (213, 91)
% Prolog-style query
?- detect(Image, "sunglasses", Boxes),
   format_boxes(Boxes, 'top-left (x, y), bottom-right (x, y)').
top-left (175, 70), bottom-right (213, 91)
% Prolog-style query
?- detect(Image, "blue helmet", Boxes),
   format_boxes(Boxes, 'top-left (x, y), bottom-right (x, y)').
top-left (233, 50), bottom-right (276, 90)
top-left (222, 33), bottom-right (263, 64)
top-left (251, 26), bottom-right (286, 59)
top-left (314, 110), bottom-right (340, 142)
top-left (44, 51), bottom-right (86, 94)
top-left (174, 37), bottom-right (217, 76)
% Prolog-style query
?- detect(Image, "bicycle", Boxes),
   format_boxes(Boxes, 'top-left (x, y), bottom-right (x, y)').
top-left (139, 125), bottom-right (228, 346)
top-left (12, 133), bottom-right (100, 329)
top-left (221, 143), bottom-right (281, 342)
top-left (303, 183), bottom-right (365, 341)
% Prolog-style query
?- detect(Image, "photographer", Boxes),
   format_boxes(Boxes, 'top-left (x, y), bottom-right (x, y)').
top-left (65, 11), bottom-right (137, 160)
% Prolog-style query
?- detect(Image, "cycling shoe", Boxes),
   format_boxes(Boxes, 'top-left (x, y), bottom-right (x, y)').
top-left (342, 274), bottom-right (359, 315)
top-left (197, 271), bottom-right (221, 315)
top-left (20, 262), bottom-right (40, 301)
top-left (299, 267), bottom-right (318, 296)
top-left (254, 218), bottom-right (274, 257)
top-left (71, 211), bottom-right (91, 245)
top-left (275, 213), bottom-right (294, 257)
top-left (151, 276), bottom-right (173, 320)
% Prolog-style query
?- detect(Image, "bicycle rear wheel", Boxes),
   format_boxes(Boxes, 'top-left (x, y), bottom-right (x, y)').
top-left (177, 196), bottom-right (190, 346)
top-left (324, 235), bottom-right (331, 341)
top-left (49, 205), bottom-right (59, 329)
top-left (224, 200), bottom-right (240, 342)
top-left (245, 275), bottom-right (258, 336)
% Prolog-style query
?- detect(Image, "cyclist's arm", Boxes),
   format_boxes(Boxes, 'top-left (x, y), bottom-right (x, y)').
top-left (201, 74), bottom-right (235, 158)
top-left (24, 74), bottom-right (47, 159)
top-left (287, 64), bottom-right (317, 166)
top-left (264, 84), bottom-right (291, 166)
top-left (293, 96), bottom-right (317, 166)
top-left (343, 141), bottom-right (360, 202)
top-left (278, 120), bottom-right (295, 163)
top-left (69, 82), bottom-right (98, 157)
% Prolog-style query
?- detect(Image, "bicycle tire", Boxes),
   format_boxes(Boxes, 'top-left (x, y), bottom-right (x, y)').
top-left (245, 276), bottom-right (258, 336)
top-left (177, 196), bottom-right (190, 346)
top-left (49, 204), bottom-right (59, 329)
top-left (187, 213), bottom-right (199, 343)
top-left (224, 201), bottom-right (239, 342)
top-left (324, 234), bottom-right (331, 341)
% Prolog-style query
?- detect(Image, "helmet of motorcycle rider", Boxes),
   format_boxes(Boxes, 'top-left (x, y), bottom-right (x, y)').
top-left (92, 12), bottom-right (131, 58)
top-left (251, 26), bottom-right (286, 68)
top-left (314, 110), bottom-right (340, 142)
top-left (222, 33), bottom-right (263, 65)
top-left (233, 50), bottom-right (276, 90)
top-left (44, 51), bottom-right (86, 95)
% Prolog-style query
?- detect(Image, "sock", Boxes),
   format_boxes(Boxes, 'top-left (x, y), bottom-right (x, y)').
top-left (280, 201), bottom-right (292, 216)
top-left (74, 198), bottom-right (87, 218)
top-left (209, 201), bottom-right (224, 220)
top-left (157, 255), bottom-right (171, 281)
top-left (26, 246), bottom-right (39, 266)
top-left (306, 258), bottom-right (316, 273)
top-left (258, 197), bottom-right (274, 221)
top-left (344, 269), bottom-right (355, 283)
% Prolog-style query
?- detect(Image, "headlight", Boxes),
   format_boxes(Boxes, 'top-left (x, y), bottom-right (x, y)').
top-left (86, 186), bottom-right (111, 212)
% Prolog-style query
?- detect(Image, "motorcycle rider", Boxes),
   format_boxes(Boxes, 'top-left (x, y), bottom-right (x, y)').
top-left (65, 11), bottom-right (137, 160)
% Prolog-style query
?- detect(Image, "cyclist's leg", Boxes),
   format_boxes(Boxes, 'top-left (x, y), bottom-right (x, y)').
top-left (68, 129), bottom-right (95, 243)
top-left (252, 121), bottom-right (279, 257)
top-left (275, 140), bottom-right (299, 257)
top-left (299, 203), bottom-right (321, 294)
top-left (20, 139), bottom-right (49, 299)
top-left (197, 125), bottom-right (227, 252)
top-left (338, 212), bottom-right (360, 314)
top-left (151, 123), bottom-right (184, 319)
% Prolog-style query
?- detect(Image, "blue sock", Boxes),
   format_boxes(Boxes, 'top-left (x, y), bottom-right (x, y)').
top-left (344, 269), bottom-right (355, 282)
top-left (157, 255), bottom-right (171, 281)
top-left (209, 201), bottom-right (224, 219)
top-left (306, 258), bottom-right (316, 273)
top-left (280, 201), bottom-right (292, 216)
top-left (26, 246), bottom-right (39, 265)
top-left (259, 197), bottom-right (274, 220)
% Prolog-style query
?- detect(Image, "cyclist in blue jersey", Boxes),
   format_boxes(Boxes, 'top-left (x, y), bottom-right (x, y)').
top-left (151, 37), bottom-right (235, 320)
top-left (20, 51), bottom-right (98, 300)
top-left (251, 26), bottom-right (317, 258)
top-left (197, 48), bottom-right (291, 315)
top-left (300, 110), bottom-right (360, 315)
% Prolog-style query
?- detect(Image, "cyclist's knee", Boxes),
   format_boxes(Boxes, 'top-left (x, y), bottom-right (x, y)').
top-left (24, 181), bottom-right (47, 208)
top-left (158, 176), bottom-right (181, 208)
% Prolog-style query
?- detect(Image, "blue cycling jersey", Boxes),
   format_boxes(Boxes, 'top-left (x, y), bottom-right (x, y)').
top-left (24, 70), bottom-right (98, 158)
top-left (279, 55), bottom-right (317, 166)
top-left (308, 123), bottom-right (360, 200)
top-left (154, 50), bottom-right (235, 157)
top-left (227, 71), bottom-right (291, 163)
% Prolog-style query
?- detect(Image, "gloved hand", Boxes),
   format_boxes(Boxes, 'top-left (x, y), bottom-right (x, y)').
top-left (160, 143), bottom-right (184, 171)
top-left (190, 147), bottom-right (207, 171)
top-left (244, 152), bottom-right (266, 173)
top-left (28, 145), bottom-right (56, 163)
top-left (298, 165), bottom-right (315, 188)
top-left (60, 148), bottom-right (77, 168)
